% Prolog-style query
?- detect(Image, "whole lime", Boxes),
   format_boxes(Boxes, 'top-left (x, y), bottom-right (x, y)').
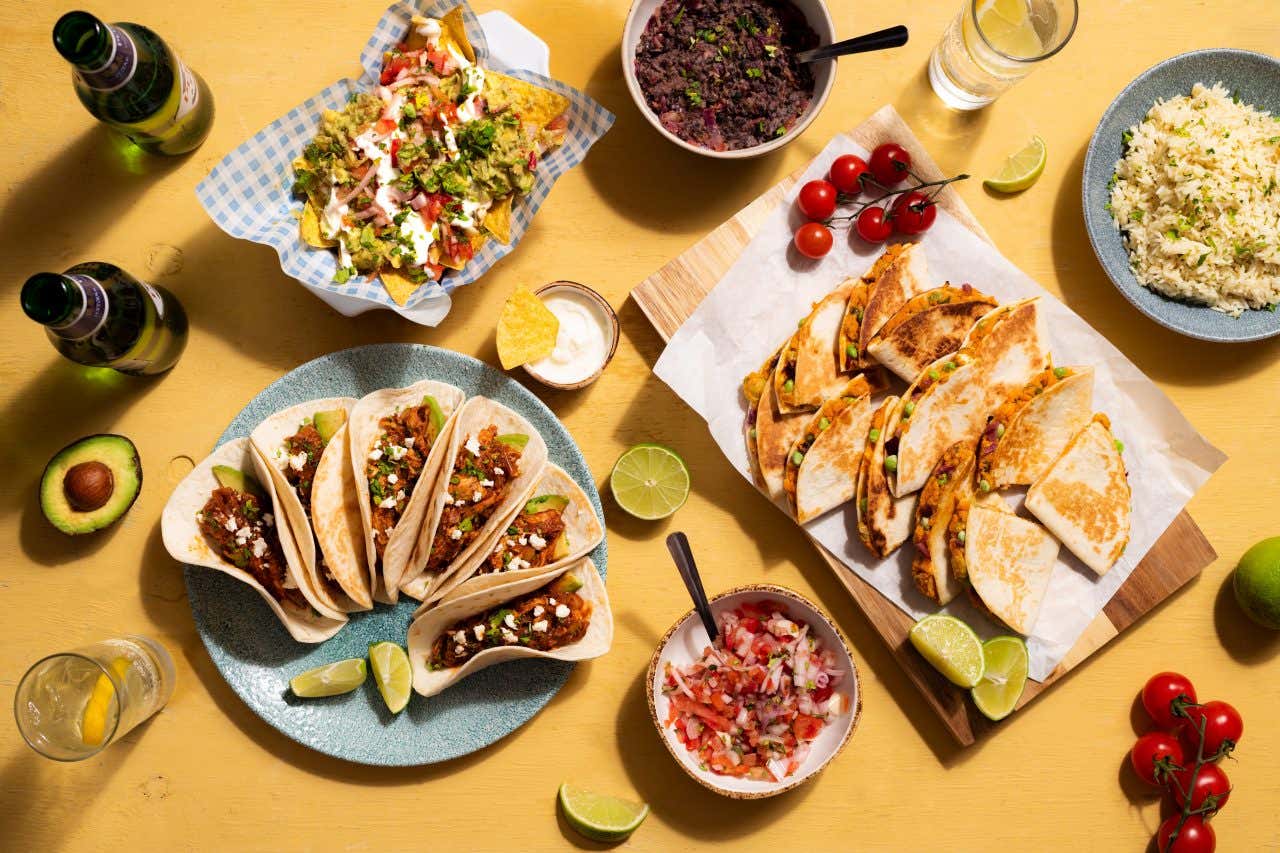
top-left (1234, 537), bottom-right (1280, 630)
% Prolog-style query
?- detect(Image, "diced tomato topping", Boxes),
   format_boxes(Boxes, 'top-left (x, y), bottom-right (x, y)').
top-left (527, 151), bottom-right (538, 171)
top-left (375, 117), bottom-right (397, 136)
top-left (793, 714), bottom-right (822, 741)
top-left (738, 617), bottom-right (762, 633)
top-left (380, 55), bottom-right (413, 85)
top-left (390, 137), bottom-right (402, 165)
top-left (438, 101), bottom-right (459, 124)
top-left (425, 48), bottom-right (449, 74)
top-left (812, 685), bottom-right (834, 704)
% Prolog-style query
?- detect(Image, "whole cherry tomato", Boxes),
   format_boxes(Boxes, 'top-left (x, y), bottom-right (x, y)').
top-left (793, 222), bottom-right (833, 259)
top-left (1182, 700), bottom-right (1243, 759)
top-left (869, 142), bottom-right (912, 186)
top-left (1157, 814), bottom-right (1215, 853)
top-left (892, 191), bottom-right (938, 235)
top-left (797, 180), bottom-right (838, 221)
top-left (1171, 763), bottom-right (1231, 814)
top-left (1129, 732), bottom-right (1184, 786)
top-left (828, 154), bottom-right (871, 195)
top-left (855, 206), bottom-right (894, 243)
top-left (1143, 672), bottom-right (1198, 731)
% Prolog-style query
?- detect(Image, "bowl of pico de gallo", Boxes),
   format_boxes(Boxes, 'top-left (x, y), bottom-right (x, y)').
top-left (647, 584), bottom-right (860, 798)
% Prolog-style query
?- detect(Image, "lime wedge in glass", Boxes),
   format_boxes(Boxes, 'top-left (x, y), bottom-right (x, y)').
top-left (609, 444), bottom-right (690, 520)
top-left (909, 614), bottom-right (985, 688)
top-left (289, 658), bottom-right (367, 698)
top-left (368, 641), bottom-right (412, 714)
top-left (971, 635), bottom-right (1029, 721)
top-left (984, 136), bottom-right (1048, 193)
top-left (558, 782), bottom-right (650, 842)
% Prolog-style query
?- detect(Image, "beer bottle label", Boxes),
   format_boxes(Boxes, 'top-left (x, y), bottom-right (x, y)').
top-left (78, 26), bottom-right (137, 92)
top-left (57, 275), bottom-right (110, 341)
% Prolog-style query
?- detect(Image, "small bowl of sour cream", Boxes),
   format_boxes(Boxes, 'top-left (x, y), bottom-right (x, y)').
top-left (522, 282), bottom-right (619, 390)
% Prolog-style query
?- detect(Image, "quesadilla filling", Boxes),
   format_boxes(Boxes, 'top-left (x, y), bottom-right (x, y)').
top-left (198, 484), bottom-right (305, 609)
top-left (428, 572), bottom-right (589, 668)
top-left (856, 404), bottom-right (889, 522)
top-left (947, 497), bottom-right (973, 582)
top-left (774, 334), bottom-right (802, 406)
top-left (837, 283), bottom-right (870, 371)
top-left (425, 426), bottom-right (525, 573)
top-left (912, 442), bottom-right (973, 562)
top-left (889, 351), bottom-right (975, 450)
top-left (783, 374), bottom-right (877, 501)
top-left (976, 366), bottom-right (1072, 489)
top-left (478, 494), bottom-right (570, 576)
top-left (366, 398), bottom-right (445, 562)
top-left (743, 351), bottom-right (781, 450)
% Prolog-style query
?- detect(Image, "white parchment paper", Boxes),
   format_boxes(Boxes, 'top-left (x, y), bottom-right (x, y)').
top-left (653, 135), bottom-right (1226, 681)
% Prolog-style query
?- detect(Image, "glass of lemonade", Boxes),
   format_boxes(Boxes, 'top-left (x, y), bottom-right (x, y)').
top-left (14, 635), bottom-right (175, 761)
top-left (928, 0), bottom-right (1079, 110)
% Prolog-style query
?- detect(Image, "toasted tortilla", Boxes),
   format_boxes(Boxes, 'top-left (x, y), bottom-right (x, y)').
top-left (910, 441), bottom-right (977, 606)
top-left (160, 438), bottom-right (347, 643)
top-left (1025, 415), bottom-right (1131, 576)
top-left (964, 506), bottom-right (1060, 635)
top-left (981, 367), bottom-right (1094, 489)
top-left (836, 281), bottom-right (871, 372)
top-left (856, 397), bottom-right (917, 558)
top-left (250, 397), bottom-right (370, 612)
top-left (349, 381), bottom-right (466, 603)
top-left (783, 376), bottom-right (876, 524)
top-left (398, 396), bottom-right (549, 604)
top-left (866, 284), bottom-right (997, 382)
top-left (406, 558), bottom-right (612, 698)
top-left (300, 202), bottom-right (336, 249)
top-left (754, 369), bottom-right (810, 503)
top-left (743, 348), bottom-right (781, 491)
top-left (404, 10), bottom-right (474, 60)
top-left (858, 243), bottom-right (930, 360)
top-left (774, 281), bottom-right (855, 412)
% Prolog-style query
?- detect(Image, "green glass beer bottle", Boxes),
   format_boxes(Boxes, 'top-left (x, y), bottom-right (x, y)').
top-left (53, 10), bottom-right (215, 155)
top-left (21, 262), bottom-right (189, 376)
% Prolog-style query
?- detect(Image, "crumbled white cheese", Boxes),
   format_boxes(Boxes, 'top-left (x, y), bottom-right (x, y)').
top-left (529, 534), bottom-right (547, 551)
top-left (387, 473), bottom-right (398, 485)
top-left (369, 448), bottom-right (383, 461)
top-left (223, 516), bottom-right (239, 533)
top-left (531, 620), bottom-right (549, 633)
top-left (289, 452), bottom-right (308, 472)
top-left (235, 526), bottom-right (253, 545)
top-left (472, 491), bottom-right (483, 503)
top-left (480, 478), bottom-right (495, 488)
top-left (500, 628), bottom-right (518, 644)
top-left (555, 604), bottom-right (571, 619)
top-left (532, 605), bottom-right (544, 618)
top-left (388, 444), bottom-right (409, 461)
top-left (452, 630), bottom-right (466, 645)
top-left (442, 493), bottom-right (454, 506)
top-left (473, 623), bottom-right (485, 641)
top-left (449, 528), bottom-right (463, 540)
top-left (464, 436), bottom-right (481, 457)
top-left (503, 613), bottom-right (518, 630)
top-left (251, 538), bottom-right (269, 558)
top-left (454, 644), bottom-right (465, 657)
top-left (404, 436), bottom-right (415, 448)
top-left (493, 467), bottom-right (504, 477)
top-left (378, 495), bottom-right (398, 509)
top-left (518, 536), bottom-right (528, 546)
top-left (548, 598), bottom-right (557, 606)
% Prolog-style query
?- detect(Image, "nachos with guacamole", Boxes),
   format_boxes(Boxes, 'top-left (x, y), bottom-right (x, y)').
top-left (291, 10), bottom-right (570, 305)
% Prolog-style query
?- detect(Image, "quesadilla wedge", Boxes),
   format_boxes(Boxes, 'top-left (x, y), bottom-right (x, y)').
top-left (751, 359), bottom-right (811, 502)
top-left (836, 281), bottom-right (871, 371)
top-left (161, 438), bottom-right (347, 643)
top-left (944, 487), bottom-right (1014, 584)
top-left (866, 284), bottom-right (997, 382)
top-left (964, 505), bottom-right (1060, 636)
top-left (406, 558), bottom-right (612, 698)
top-left (774, 281), bottom-right (856, 412)
top-left (850, 242), bottom-right (930, 367)
top-left (856, 396), bottom-right (918, 558)
top-left (251, 398), bottom-right (371, 612)
top-left (978, 366), bottom-right (1094, 490)
top-left (782, 370), bottom-right (886, 523)
top-left (888, 298), bottom-right (1052, 497)
top-left (743, 347), bottom-right (782, 490)
top-left (1025, 415), bottom-right (1131, 576)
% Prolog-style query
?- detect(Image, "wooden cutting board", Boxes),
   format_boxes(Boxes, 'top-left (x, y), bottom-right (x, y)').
top-left (630, 105), bottom-right (1217, 746)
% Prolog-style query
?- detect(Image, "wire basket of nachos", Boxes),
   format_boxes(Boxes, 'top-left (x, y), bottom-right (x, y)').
top-left (196, 1), bottom-right (613, 325)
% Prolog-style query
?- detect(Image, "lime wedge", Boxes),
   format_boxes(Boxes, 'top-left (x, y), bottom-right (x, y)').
top-left (971, 635), bottom-right (1029, 721)
top-left (368, 641), bottom-right (412, 714)
top-left (609, 444), bottom-right (690, 520)
top-left (984, 136), bottom-right (1048, 193)
top-left (289, 658), bottom-right (367, 698)
top-left (558, 782), bottom-right (650, 842)
top-left (909, 614), bottom-right (986, 688)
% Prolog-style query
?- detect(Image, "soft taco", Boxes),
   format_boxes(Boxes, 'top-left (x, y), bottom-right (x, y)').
top-left (418, 462), bottom-right (602, 608)
top-left (406, 558), bottom-right (613, 698)
top-left (161, 438), bottom-right (346, 643)
top-left (839, 242), bottom-right (929, 371)
top-left (349, 380), bottom-right (466, 602)
top-left (855, 396), bottom-right (918, 559)
top-left (398, 396), bottom-right (549, 603)
top-left (865, 284), bottom-right (997, 382)
top-left (977, 366), bottom-right (1094, 490)
top-left (774, 281), bottom-right (856, 413)
top-left (251, 398), bottom-right (371, 612)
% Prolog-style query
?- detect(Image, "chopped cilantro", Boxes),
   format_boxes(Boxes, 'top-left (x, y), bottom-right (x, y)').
top-left (684, 84), bottom-right (703, 107)
top-left (746, 67), bottom-right (763, 78)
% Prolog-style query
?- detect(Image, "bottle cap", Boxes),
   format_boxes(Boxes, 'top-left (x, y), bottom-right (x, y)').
top-left (21, 274), bottom-right (75, 325)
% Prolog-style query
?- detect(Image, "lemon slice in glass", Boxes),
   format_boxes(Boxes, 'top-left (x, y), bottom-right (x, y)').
top-left (971, 635), bottom-right (1029, 721)
top-left (609, 444), bottom-right (690, 520)
top-left (909, 614), bottom-right (986, 688)
top-left (289, 658), bottom-right (367, 698)
top-left (81, 657), bottom-right (131, 746)
top-left (976, 0), bottom-right (1044, 59)
top-left (558, 782), bottom-right (650, 842)
top-left (984, 136), bottom-right (1048, 194)
top-left (368, 641), bottom-right (412, 714)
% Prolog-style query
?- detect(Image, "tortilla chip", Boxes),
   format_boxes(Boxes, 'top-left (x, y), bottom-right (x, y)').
top-left (380, 269), bottom-right (423, 306)
top-left (300, 201), bottom-right (336, 249)
top-left (439, 8), bottom-right (475, 63)
top-left (483, 196), bottom-right (514, 244)
top-left (484, 71), bottom-right (569, 129)
top-left (496, 287), bottom-right (559, 369)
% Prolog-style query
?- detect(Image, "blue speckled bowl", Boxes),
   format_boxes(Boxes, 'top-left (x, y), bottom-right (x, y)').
top-left (1083, 48), bottom-right (1280, 342)
top-left (184, 344), bottom-right (607, 766)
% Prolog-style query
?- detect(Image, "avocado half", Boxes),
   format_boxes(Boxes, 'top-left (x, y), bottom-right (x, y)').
top-left (40, 434), bottom-right (142, 535)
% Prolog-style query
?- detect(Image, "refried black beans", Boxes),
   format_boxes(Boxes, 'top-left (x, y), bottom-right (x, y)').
top-left (635, 0), bottom-right (818, 152)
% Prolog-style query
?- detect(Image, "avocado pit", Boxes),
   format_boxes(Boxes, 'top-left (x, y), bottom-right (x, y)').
top-left (64, 461), bottom-right (114, 512)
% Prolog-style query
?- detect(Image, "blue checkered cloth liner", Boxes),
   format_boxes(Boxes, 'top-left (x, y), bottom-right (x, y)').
top-left (195, 0), bottom-right (614, 314)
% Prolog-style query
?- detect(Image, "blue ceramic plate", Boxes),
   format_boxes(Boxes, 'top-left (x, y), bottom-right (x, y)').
top-left (1082, 48), bottom-right (1280, 342)
top-left (184, 344), bottom-right (607, 766)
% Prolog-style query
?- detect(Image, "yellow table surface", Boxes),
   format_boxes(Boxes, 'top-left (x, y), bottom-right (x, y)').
top-left (3, 1), bottom-right (1280, 850)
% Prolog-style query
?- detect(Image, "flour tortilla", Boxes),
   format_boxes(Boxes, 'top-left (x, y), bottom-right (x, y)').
top-left (406, 558), bottom-right (612, 698)
top-left (754, 371), bottom-right (809, 503)
top-left (856, 397), bottom-right (917, 558)
top-left (965, 506), bottom-right (1060, 635)
top-left (784, 374), bottom-right (879, 524)
top-left (160, 438), bottom-right (347, 643)
top-left (858, 242), bottom-right (930, 359)
top-left (774, 281), bottom-right (855, 412)
top-left (865, 285), bottom-right (997, 382)
top-left (983, 368), bottom-right (1095, 489)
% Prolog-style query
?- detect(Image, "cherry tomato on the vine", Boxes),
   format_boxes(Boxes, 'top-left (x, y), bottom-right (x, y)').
top-left (892, 191), bottom-right (938, 235)
top-left (1171, 763), bottom-right (1231, 814)
top-left (1143, 672), bottom-right (1197, 731)
top-left (1182, 700), bottom-right (1243, 759)
top-left (855, 206), bottom-right (894, 243)
top-left (869, 142), bottom-right (912, 186)
top-left (793, 222), bottom-right (833, 259)
top-left (1129, 732), bottom-right (1183, 786)
top-left (1157, 814), bottom-right (1215, 853)
top-left (828, 154), bottom-right (871, 195)
top-left (797, 180), bottom-right (838, 221)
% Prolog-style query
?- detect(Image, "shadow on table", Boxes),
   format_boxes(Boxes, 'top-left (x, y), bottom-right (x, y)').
top-left (1214, 570), bottom-right (1280, 664)
top-left (1050, 144), bottom-right (1280, 383)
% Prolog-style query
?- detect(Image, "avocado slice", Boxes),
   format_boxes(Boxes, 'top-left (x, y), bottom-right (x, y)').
top-left (422, 395), bottom-right (445, 434)
top-left (523, 494), bottom-right (569, 515)
top-left (212, 465), bottom-right (265, 499)
top-left (312, 409), bottom-right (347, 443)
top-left (39, 434), bottom-right (141, 536)
top-left (496, 433), bottom-right (529, 449)
top-left (547, 572), bottom-right (583, 597)
top-left (550, 532), bottom-right (570, 561)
